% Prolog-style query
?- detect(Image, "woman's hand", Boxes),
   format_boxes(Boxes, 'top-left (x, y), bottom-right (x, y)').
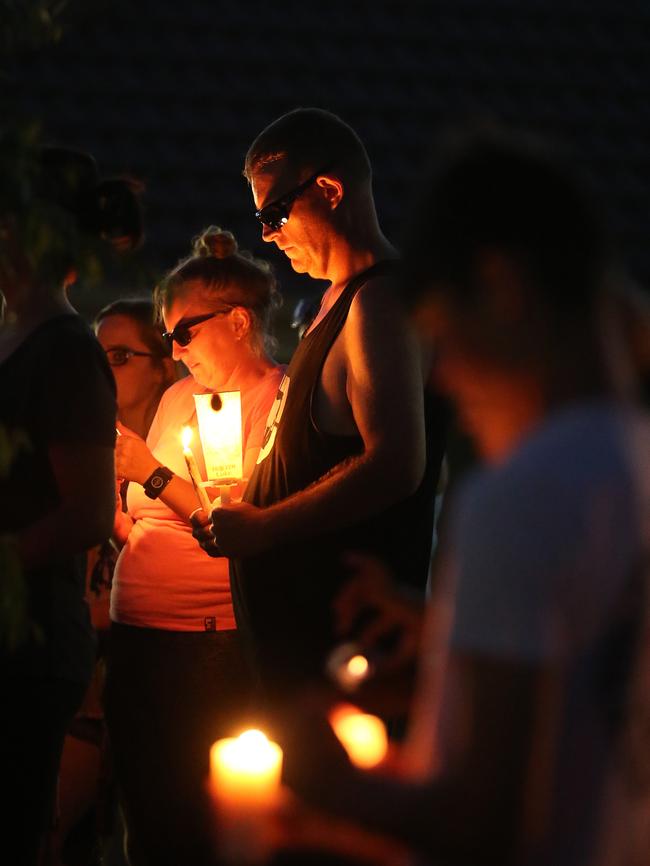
top-left (115, 421), bottom-right (158, 485)
top-left (113, 506), bottom-right (134, 547)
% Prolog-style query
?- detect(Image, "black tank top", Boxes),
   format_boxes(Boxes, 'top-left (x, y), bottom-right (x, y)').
top-left (230, 261), bottom-right (447, 696)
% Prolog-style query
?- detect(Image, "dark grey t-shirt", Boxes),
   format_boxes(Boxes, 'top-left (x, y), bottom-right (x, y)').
top-left (0, 314), bottom-right (116, 685)
top-left (442, 402), bottom-right (650, 865)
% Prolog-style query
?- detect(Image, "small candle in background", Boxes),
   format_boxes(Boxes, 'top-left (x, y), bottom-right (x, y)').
top-left (181, 426), bottom-right (212, 513)
top-left (210, 729), bottom-right (283, 864)
top-left (329, 704), bottom-right (388, 770)
top-left (325, 641), bottom-right (373, 693)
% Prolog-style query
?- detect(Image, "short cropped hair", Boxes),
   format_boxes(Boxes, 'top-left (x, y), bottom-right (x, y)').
top-left (402, 124), bottom-right (612, 315)
top-left (244, 107), bottom-right (372, 190)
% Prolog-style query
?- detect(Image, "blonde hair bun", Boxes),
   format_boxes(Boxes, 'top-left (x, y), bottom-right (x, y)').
top-left (193, 226), bottom-right (238, 259)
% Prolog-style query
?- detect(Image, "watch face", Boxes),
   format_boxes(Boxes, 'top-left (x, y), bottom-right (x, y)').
top-left (144, 466), bottom-right (173, 499)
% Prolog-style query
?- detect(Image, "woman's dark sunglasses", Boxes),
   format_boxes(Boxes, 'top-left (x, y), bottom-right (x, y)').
top-left (255, 165), bottom-right (331, 231)
top-left (162, 309), bottom-right (230, 349)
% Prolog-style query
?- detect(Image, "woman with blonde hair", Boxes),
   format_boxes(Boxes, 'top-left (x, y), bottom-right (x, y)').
top-left (104, 227), bottom-right (284, 866)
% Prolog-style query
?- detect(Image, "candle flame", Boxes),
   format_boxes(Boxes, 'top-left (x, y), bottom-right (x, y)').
top-left (181, 426), bottom-right (193, 450)
top-left (329, 704), bottom-right (388, 769)
top-left (346, 654), bottom-right (369, 679)
top-left (217, 729), bottom-right (281, 774)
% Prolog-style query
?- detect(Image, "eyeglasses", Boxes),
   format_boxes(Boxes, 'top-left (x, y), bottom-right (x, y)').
top-left (105, 347), bottom-right (158, 367)
top-left (255, 165), bottom-right (332, 231)
top-left (162, 309), bottom-right (231, 349)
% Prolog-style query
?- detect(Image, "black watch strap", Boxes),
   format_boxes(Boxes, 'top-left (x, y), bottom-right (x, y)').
top-left (143, 466), bottom-right (174, 499)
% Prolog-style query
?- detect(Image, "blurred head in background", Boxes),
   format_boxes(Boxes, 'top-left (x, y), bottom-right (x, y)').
top-left (401, 124), bottom-right (620, 461)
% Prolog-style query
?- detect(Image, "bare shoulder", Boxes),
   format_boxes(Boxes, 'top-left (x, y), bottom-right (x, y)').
top-left (344, 271), bottom-right (430, 379)
top-left (345, 272), bottom-right (412, 345)
top-left (349, 272), bottom-right (405, 318)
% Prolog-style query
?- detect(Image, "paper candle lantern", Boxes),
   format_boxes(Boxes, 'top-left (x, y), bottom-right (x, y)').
top-left (194, 391), bottom-right (243, 482)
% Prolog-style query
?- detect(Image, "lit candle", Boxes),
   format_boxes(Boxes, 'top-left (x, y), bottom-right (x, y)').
top-left (326, 641), bottom-right (373, 692)
top-left (210, 729), bottom-right (283, 863)
top-left (329, 704), bottom-right (388, 770)
top-left (180, 426), bottom-right (212, 513)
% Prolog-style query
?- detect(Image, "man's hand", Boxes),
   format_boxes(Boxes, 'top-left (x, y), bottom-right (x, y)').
top-left (190, 507), bottom-right (223, 557)
top-left (210, 500), bottom-right (273, 557)
top-left (115, 421), bottom-right (158, 485)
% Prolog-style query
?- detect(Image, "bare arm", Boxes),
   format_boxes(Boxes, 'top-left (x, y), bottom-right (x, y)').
top-left (212, 281), bottom-right (427, 556)
top-left (114, 426), bottom-right (208, 523)
top-left (16, 442), bottom-right (116, 569)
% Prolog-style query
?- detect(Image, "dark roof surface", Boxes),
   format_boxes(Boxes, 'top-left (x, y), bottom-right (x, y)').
top-left (10, 0), bottom-right (650, 354)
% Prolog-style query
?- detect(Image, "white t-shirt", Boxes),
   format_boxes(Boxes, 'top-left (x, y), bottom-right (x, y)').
top-left (111, 368), bottom-right (284, 631)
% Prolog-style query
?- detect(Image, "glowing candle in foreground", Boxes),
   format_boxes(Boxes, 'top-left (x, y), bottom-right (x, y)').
top-left (210, 729), bottom-right (283, 863)
top-left (181, 426), bottom-right (212, 513)
top-left (329, 704), bottom-right (388, 769)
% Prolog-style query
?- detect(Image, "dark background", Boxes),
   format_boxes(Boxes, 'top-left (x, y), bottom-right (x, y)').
top-left (8, 0), bottom-right (650, 360)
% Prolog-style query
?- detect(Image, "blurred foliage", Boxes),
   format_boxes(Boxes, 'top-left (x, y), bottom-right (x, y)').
top-left (0, 0), bottom-right (68, 71)
top-left (0, 123), bottom-right (122, 294)
top-left (1, 2), bottom-right (81, 652)
top-left (1, 0), bottom-right (154, 318)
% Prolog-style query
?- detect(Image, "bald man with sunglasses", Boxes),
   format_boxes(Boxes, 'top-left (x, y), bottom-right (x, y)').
top-left (196, 108), bottom-right (447, 706)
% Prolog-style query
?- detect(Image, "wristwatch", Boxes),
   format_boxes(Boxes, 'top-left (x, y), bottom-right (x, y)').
top-left (143, 466), bottom-right (174, 499)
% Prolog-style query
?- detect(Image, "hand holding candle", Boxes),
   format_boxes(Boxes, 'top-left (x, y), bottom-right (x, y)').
top-left (181, 426), bottom-right (212, 513)
top-left (210, 729), bottom-right (283, 863)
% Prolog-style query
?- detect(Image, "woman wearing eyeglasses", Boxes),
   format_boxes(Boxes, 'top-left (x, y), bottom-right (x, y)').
top-left (47, 299), bottom-right (177, 865)
top-left (95, 298), bottom-right (178, 438)
top-left (103, 227), bottom-right (284, 866)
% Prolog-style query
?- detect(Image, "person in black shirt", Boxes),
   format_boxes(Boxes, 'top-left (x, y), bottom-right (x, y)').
top-left (0, 144), bottom-right (142, 866)
top-left (195, 108), bottom-right (446, 709)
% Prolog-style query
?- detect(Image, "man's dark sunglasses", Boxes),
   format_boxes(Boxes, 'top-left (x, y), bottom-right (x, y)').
top-left (255, 165), bottom-right (331, 231)
top-left (162, 309), bottom-right (230, 349)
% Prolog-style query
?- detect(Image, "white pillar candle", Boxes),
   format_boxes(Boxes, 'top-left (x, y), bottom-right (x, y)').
top-left (209, 729), bottom-right (283, 863)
